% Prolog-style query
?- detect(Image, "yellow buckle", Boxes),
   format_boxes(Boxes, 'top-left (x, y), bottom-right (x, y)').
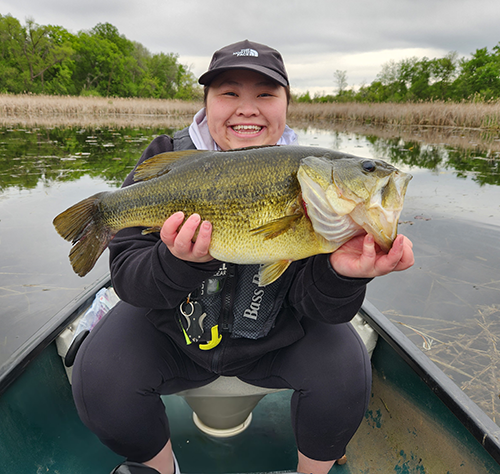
top-left (199, 325), bottom-right (222, 350)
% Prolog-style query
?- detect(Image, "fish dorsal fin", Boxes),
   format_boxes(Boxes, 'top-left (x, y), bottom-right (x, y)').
top-left (249, 213), bottom-right (303, 240)
top-left (134, 150), bottom-right (205, 181)
top-left (258, 260), bottom-right (292, 286)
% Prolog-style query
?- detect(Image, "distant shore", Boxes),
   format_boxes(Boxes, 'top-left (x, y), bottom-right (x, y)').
top-left (1, 94), bottom-right (499, 152)
top-left (0, 94), bottom-right (201, 129)
top-left (2, 94), bottom-right (500, 128)
top-left (288, 100), bottom-right (500, 130)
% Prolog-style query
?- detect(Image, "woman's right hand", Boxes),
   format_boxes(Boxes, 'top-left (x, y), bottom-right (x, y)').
top-left (160, 212), bottom-right (214, 263)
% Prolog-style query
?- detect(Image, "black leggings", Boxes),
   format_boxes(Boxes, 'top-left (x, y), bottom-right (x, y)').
top-left (72, 301), bottom-right (371, 463)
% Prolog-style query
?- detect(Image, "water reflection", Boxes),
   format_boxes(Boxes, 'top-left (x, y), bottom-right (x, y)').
top-left (367, 136), bottom-right (500, 186)
top-left (0, 127), bottom-right (174, 190)
top-left (296, 126), bottom-right (500, 186)
top-left (1, 125), bottom-right (499, 423)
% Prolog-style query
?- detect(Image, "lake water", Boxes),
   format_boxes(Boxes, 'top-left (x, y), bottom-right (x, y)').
top-left (1, 123), bottom-right (499, 423)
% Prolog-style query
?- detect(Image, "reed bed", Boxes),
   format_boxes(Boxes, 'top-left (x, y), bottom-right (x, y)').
top-left (0, 113), bottom-right (194, 130)
top-left (289, 120), bottom-right (500, 154)
top-left (2, 94), bottom-right (500, 130)
top-left (0, 94), bottom-right (202, 117)
top-left (1, 94), bottom-right (500, 152)
top-left (0, 94), bottom-right (201, 129)
top-left (288, 100), bottom-right (500, 130)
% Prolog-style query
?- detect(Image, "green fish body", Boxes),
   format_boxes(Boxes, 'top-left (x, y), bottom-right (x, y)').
top-left (53, 145), bottom-right (411, 285)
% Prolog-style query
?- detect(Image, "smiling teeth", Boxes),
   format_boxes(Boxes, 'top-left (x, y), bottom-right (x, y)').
top-left (232, 125), bottom-right (262, 132)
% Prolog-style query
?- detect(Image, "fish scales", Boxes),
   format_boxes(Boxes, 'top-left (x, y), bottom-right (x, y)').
top-left (100, 148), bottom-right (320, 263)
top-left (53, 145), bottom-right (411, 285)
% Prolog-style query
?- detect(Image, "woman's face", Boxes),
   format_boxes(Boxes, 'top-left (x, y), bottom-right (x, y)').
top-left (205, 69), bottom-right (288, 151)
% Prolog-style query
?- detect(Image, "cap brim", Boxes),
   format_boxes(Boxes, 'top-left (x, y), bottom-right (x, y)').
top-left (199, 65), bottom-right (289, 87)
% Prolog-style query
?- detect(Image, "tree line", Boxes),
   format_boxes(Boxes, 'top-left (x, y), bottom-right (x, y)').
top-left (0, 15), bottom-right (201, 99)
top-left (2, 14), bottom-right (500, 103)
top-left (297, 45), bottom-right (500, 103)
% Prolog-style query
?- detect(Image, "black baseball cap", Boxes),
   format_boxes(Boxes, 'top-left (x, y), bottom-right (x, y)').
top-left (198, 40), bottom-right (289, 87)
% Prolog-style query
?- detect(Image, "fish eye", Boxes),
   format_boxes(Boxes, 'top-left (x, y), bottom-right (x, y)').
top-left (362, 161), bottom-right (376, 172)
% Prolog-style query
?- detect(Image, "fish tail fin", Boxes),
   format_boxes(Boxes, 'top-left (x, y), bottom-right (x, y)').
top-left (53, 192), bottom-right (113, 277)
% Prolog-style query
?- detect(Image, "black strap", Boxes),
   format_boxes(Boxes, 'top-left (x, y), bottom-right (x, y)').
top-left (173, 128), bottom-right (196, 151)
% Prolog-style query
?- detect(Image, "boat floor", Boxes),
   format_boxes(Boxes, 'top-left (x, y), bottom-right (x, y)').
top-left (1, 340), bottom-right (499, 473)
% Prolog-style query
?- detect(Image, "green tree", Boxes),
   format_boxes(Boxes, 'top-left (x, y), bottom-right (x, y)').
top-left (41, 25), bottom-right (77, 95)
top-left (0, 15), bottom-right (202, 100)
top-left (0, 15), bottom-right (24, 93)
top-left (356, 81), bottom-right (388, 102)
top-left (293, 91), bottom-right (312, 103)
top-left (406, 58), bottom-right (433, 100)
top-left (375, 59), bottom-right (408, 101)
top-left (454, 46), bottom-right (500, 100)
top-left (0, 15), bottom-right (75, 94)
top-left (11, 18), bottom-right (73, 92)
top-left (174, 63), bottom-right (202, 100)
top-left (146, 52), bottom-right (181, 98)
top-left (362, 54), bottom-right (458, 102)
top-left (428, 52), bottom-right (458, 99)
top-left (72, 28), bottom-right (136, 97)
top-left (135, 50), bottom-right (200, 100)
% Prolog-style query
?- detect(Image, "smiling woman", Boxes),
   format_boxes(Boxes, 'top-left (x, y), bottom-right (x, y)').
top-left (194, 39), bottom-right (296, 151)
top-left (2, 122), bottom-right (499, 473)
top-left (67, 39), bottom-right (414, 474)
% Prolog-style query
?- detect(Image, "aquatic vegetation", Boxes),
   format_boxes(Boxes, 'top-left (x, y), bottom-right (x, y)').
top-left (390, 305), bottom-right (500, 424)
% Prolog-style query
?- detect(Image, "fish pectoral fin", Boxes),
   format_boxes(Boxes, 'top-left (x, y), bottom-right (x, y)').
top-left (250, 213), bottom-right (303, 240)
top-left (141, 226), bottom-right (162, 235)
top-left (134, 150), bottom-right (206, 181)
top-left (259, 261), bottom-right (292, 286)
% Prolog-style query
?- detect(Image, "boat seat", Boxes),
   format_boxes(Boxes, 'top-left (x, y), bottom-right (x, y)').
top-left (174, 314), bottom-right (378, 436)
top-left (174, 376), bottom-right (286, 437)
top-left (57, 310), bottom-right (377, 438)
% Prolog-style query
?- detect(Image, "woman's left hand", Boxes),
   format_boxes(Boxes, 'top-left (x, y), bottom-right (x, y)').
top-left (329, 233), bottom-right (414, 279)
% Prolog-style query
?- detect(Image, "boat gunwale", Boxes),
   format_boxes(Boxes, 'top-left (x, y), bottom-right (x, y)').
top-left (0, 272), bottom-right (111, 395)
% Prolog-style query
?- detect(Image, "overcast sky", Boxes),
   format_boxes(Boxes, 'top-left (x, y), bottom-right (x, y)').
top-left (1, 0), bottom-right (499, 95)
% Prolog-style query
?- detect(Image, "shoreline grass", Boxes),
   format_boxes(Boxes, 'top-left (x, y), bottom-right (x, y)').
top-left (1, 94), bottom-right (500, 152)
top-left (0, 94), bottom-right (201, 129)
top-left (287, 100), bottom-right (500, 130)
top-left (0, 94), bottom-right (202, 117)
top-left (3, 94), bottom-right (500, 129)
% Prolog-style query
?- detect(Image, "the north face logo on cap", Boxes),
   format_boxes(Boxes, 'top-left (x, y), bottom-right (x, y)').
top-left (233, 48), bottom-right (259, 57)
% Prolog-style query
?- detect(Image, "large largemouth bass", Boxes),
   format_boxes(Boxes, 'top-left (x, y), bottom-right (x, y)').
top-left (53, 145), bottom-right (411, 286)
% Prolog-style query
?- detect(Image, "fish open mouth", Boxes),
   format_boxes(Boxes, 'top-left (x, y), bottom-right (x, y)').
top-left (351, 171), bottom-right (412, 250)
top-left (297, 155), bottom-right (412, 252)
